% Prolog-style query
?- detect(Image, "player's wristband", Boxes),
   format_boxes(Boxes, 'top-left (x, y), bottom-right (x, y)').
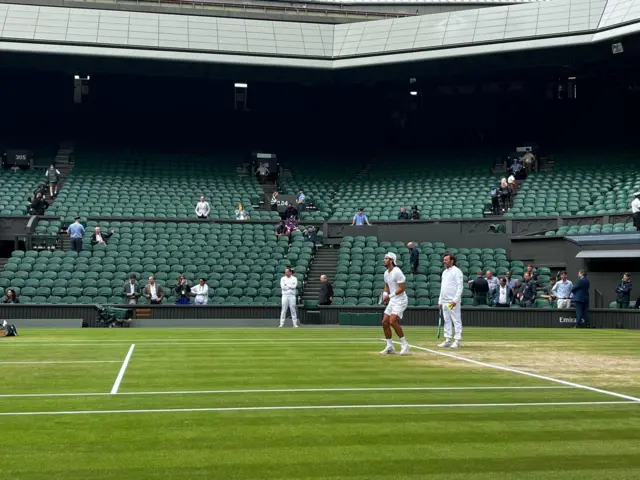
top-left (382, 292), bottom-right (389, 298)
top-left (389, 292), bottom-right (396, 299)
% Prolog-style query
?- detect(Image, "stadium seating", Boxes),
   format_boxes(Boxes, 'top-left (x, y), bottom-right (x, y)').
top-left (335, 236), bottom-right (555, 307)
top-left (45, 152), bottom-right (278, 220)
top-left (545, 222), bottom-right (636, 236)
top-left (0, 169), bottom-right (43, 215)
top-left (1, 221), bottom-right (314, 305)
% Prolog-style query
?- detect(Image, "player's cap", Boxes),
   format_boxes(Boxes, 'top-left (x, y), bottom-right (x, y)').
top-left (384, 252), bottom-right (397, 263)
top-left (634, 191), bottom-right (640, 197)
top-left (74, 216), bottom-right (81, 220)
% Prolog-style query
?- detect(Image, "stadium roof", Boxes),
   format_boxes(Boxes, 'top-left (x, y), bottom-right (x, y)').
top-left (0, 0), bottom-right (638, 68)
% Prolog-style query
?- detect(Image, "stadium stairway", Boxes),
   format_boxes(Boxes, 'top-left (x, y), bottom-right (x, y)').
top-left (302, 246), bottom-right (339, 305)
top-left (46, 143), bottom-right (74, 206)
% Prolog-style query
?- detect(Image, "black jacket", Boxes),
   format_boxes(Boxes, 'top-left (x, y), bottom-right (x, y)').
top-left (471, 277), bottom-right (489, 296)
top-left (29, 197), bottom-right (49, 215)
top-left (410, 247), bottom-right (420, 265)
top-left (319, 282), bottom-right (334, 304)
top-left (283, 207), bottom-right (298, 219)
top-left (90, 231), bottom-right (114, 245)
top-left (398, 211), bottom-right (409, 220)
top-left (521, 279), bottom-right (537, 302)
top-left (615, 280), bottom-right (632, 303)
top-left (1, 296), bottom-right (19, 303)
top-left (175, 282), bottom-right (191, 298)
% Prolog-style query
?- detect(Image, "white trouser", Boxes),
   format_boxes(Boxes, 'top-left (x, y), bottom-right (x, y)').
top-left (280, 295), bottom-right (298, 326)
top-left (556, 299), bottom-right (571, 309)
top-left (195, 295), bottom-right (208, 305)
top-left (442, 303), bottom-right (462, 341)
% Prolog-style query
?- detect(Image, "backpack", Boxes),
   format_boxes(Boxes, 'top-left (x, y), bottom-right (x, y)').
top-left (0, 321), bottom-right (18, 337)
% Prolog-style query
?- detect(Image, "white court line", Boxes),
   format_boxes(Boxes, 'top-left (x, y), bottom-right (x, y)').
top-left (0, 385), bottom-right (573, 399)
top-left (395, 341), bottom-right (640, 403)
top-left (0, 338), bottom-right (378, 343)
top-left (0, 340), bottom-right (378, 347)
top-left (0, 401), bottom-right (636, 417)
top-left (0, 361), bottom-right (121, 365)
top-left (110, 344), bottom-right (135, 395)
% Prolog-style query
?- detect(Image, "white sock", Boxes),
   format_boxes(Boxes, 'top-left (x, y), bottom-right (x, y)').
top-left (386, 339), bottom-right (393, 347)
top-left (400, 337), bottom-right (408, 346)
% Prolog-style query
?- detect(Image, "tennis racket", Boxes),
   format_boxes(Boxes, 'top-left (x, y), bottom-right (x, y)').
top-left (437, 307), bottom-right (443, 339)
top-left (378, 292), bottom-right (385, 305)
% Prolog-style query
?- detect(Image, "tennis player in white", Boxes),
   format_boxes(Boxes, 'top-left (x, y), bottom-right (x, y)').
top-left (280, 268), bottom-right (299, 328)
top-left (438, 253), bottom-right (464, 348)
top-left (380, 252), bottom-right (410, 355)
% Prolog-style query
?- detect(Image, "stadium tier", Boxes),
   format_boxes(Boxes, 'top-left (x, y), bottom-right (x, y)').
top-left (0, 169), bottom-right (43, 215)
top-left (2, 221), bottom-right (315, 305)
top-left (44, 152), bottom-right (279, 220)
top-left (336, 236), bottom-right (555, 307)
top-left (546, 222), bottom-right (636, 236)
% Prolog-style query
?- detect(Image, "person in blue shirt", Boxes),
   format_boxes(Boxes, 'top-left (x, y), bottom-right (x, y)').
top-left (296, 190), bottom-right (306, 216)
top-left (67, 217), bottom-right (85, 253)
top-left (352, 208), bottom-right (371, 227)
top-left (571, 270), bottom-right (590, 328)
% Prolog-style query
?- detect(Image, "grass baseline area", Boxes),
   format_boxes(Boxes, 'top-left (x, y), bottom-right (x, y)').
top-left (0, 327), bottom-right (639, 479)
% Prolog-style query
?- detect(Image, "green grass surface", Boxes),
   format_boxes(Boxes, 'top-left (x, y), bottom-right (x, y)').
top-left (1, 327), bottom-right (639, 479)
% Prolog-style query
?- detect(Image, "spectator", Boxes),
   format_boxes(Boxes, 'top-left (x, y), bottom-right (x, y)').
top-left (174, 275), bottom-right (191, 305)
top-left (470, 271), bottom-right (489, 306)
top-left (398, 207), bottom-right (409, 220)
top-left (493, 277), bottom-right (514, 307)
top-left (352, 208), bottom-right (371, 226)
top-left (571, 270), bottom-right (590, 328)
top-left (275, 220), bottom-right (289, 238)
top-left (526, 264), bottom-right (538, 283)
top-left (511, 159), bottom-right (523, 178)
top-left (522, 151), bottom-right (536, 171)
top-left (195, 195), bottom-right (211, 219)
top-left (615, 273), bottom-right (633, 309)
top-left (539, 277), bottom-right (557, 302)
top-left (485, 270), bottom-right (499, 296)
top-left (499, 178), bottom-right (510, 211)
top-left (296, 190), bottom-right (306, 216)
top-left (256, 162), bottom-right (270, 183)
top-left (45, 164), bottom-right (61, 197)
top-left (142, 276), bottom-right (165, 304)
top-left (318, 275), bottom-right (334, 305)
top-left (191, 278), bottom-right (209, 305)
top-left (518, 272), bottom-right (537, 307)
top-left (270, 191), bottom-right (279, 210)
top-left (407, 242), bottom-right (420, 274)
top-left (28, 192), bottom-right (49, 215)
top-left (303, 225), bottom-right (317, 248)
top-left (508, 174), bottom-right (517, 191)
top-left (67, 217), bottom-right (85, 253)
top-left (505, 271), bottom-right (516, 292)
top-left (285, 217), bottom-right (299, 233)
top-left (410, 205), bottom-right (420, 220)
top-left (90, 226), bottom-right (116, 246)
top-left (490, 184), bottom-right (500, 215)
top-left (1, 288), bottom-right (19, 304)
top-left (553, 271), bottom-right (573, 309)
top-left (123, 275), bottom-right (140, 305)
top-left (283, 203), bottom-right (298, 220)
top-left (235, 203), bottom-right (249, 221)
top-left (632, 192), bottom-right (640, 231)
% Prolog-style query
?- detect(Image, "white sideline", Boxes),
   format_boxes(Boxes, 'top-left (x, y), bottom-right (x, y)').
top-left (0, 361), bottom-right (121, 365)
top-left (0, 340), bottom-right (377, 347)
top-left (0, 401), bottom-right (636, 417)
top-left (110, 344), bottom-right (135, 395)
top-left (0, 385), bottom-right (573, 399)
top-left (395, 341), bottom-right (640, 403)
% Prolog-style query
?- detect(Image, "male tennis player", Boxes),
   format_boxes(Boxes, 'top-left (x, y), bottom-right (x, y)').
top-left (379, 252), bottom-right (410, 355)
top-left (279, 268), bottom-right (300, 328)
top-left (438, 253), bottom-right (464, 348)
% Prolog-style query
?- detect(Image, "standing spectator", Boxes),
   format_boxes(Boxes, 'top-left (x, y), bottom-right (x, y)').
top-left (174, 275), bottom-right (191, 305)
top-left (615, 273), bottom-right (633, 309)
top-left (270, 191), bottom-right (279, 211)
top-left (410, 205), bottom-right (420, 220)
top-left (571, 270), bottom-right (590, 328)
top-left (45, 164), bottom-right (61, 197)
top-left (195, 196), bottom-right (211, 219)
top-left (553, 271), bottom-right (573, 309)
top-left (296, 190), bottom-right (306, 216)
top-left (505, 271), bottom-right (516, 291)
top-left (256, 162), bottom-right (270, 183)
top-left (67, 217), bottom-right (85, 253)
top-left (493, 277), bottom-right (514, 307)
top-left (632, 192), bottom-right (640, 231)
top-left (28, 192), bottom-right (49, 215)
top-left (398, 207), bottom-right (409, 220)
top-left (235, 203), bottom-right (249, 220)
top-left (1, 288), bottom-right (19, 304)
top-left (303, 225), bottom-right (317, 248)
top-left (283, 203), bottom-right (298, 220)
top-left (90, 226), bottom-right (116, 246)
top-left (279, 268), bottom-right (299, 328)
top-left (191, 278), bottom-right (209, 305)
top-left (123, 275), bottom-right (140, 305)
top-left (142, 276), bottom-right (165, 304)
top-left (526, 264), bottom-right (538, 282)
top-left (485, 270), bottom-right (499, 296)
top-left (490, 184), bottom-right (500, 215)
top-left (318, 275), bottom-right (334, 306)
top-left (499, 178), bottom-right (510, 211)
top-left (539, 277), bottom-right (557, 302)
top-left (470, 271), bottom-right (489, 306)
top-left (437, 253), bottom-right (464, 349)
top-left (407, 242), bottom-right (420, 274)
top-left (275, 220), bottom-right (289, 238)
top-left (518, 272), bottom-right (537, 307)
top-left (352, 208), bottom-right (371, 226)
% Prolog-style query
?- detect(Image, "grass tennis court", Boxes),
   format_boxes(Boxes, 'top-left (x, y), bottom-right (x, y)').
top-left (1, 327), bottom-right (639, 479)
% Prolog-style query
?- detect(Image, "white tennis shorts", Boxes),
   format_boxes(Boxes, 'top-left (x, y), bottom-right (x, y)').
top-left (384, 296), bottom-right (408, 319)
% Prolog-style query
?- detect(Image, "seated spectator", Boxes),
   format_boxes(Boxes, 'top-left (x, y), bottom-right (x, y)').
top-left (28, 192), bottom-right (49, 215)
top-left (123, 274), bottom-right (140, 305)
top-left (285, 217), bottom-right (299, 233)
top-left (283, 203), bottom-right (298, 220)
top-left (90, 226), bottom-right (116, 246)
top-left (235, 203), bottom-right (249, 221)
top-left (410, 205), bottom-right (420, 220)
top-left (398, 207), bottom-right (410, 220)
top-left (275, 220), bottom-right (289, 238)
top-left (1, 288), bottom-right (19, 304)
top-left (174, 275), bottom-right (191, 305)
top-left (615, 273), bottom-right (633, 309)
top-left (553, 271), bottom-right (573, 309)
top-left (539, 277), bottom-right (557, 302)
top-left (195, 195), bottom-right (211, 219)
top-left (352, 208), bottom-right (371, 226)
top-left (303, 225), bottom-right (317, 248)
top-left (142, 276), bottom-right (165, 304)
top-left (518, 272), bottom-right (537, 307)
top-left (191, 278), bottom-right (209, 305)
top-left (470, 271), bottom-right (489, 306)
top-left (493, 277), bottom-right (514, 307)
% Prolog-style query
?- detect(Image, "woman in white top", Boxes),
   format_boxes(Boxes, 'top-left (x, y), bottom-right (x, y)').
top-left (191, 278), bottom-right (209, 305)
top-left (235, 203), bottom-right (249, 221)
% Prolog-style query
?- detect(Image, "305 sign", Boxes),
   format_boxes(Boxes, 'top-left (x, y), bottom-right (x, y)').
top-left (5, 149), bottom-right (33, 167)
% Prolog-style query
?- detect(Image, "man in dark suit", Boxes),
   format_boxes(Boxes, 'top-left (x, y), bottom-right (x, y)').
top-left (572, 270), bottom-right (590, 328)
top-left (493, 277), bottom-right (514, 307)
top-left (407, 242), bottom-right (420, 275)
top-left (123, 274), bottom-right (140, 305)
top-left (90, 226), bottom-right (116, 246)
top-left (615, 273), bottom-right (632, 309)
top-left (518, 272), bottom-right (537, 307)
top-left (318, 275), bottom-right (334, 305)
top-left (470, 271), bottom-right (489, 306)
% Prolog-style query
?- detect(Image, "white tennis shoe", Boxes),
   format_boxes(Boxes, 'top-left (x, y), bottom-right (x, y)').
top-left (379, 345), bottom-right (396, 355)
top-left (437, 339), bottom-right (452, 348)
top-left (450, 340), bottom-right (461, 349)
top-left (399, 344), bottom-right (410, 355)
